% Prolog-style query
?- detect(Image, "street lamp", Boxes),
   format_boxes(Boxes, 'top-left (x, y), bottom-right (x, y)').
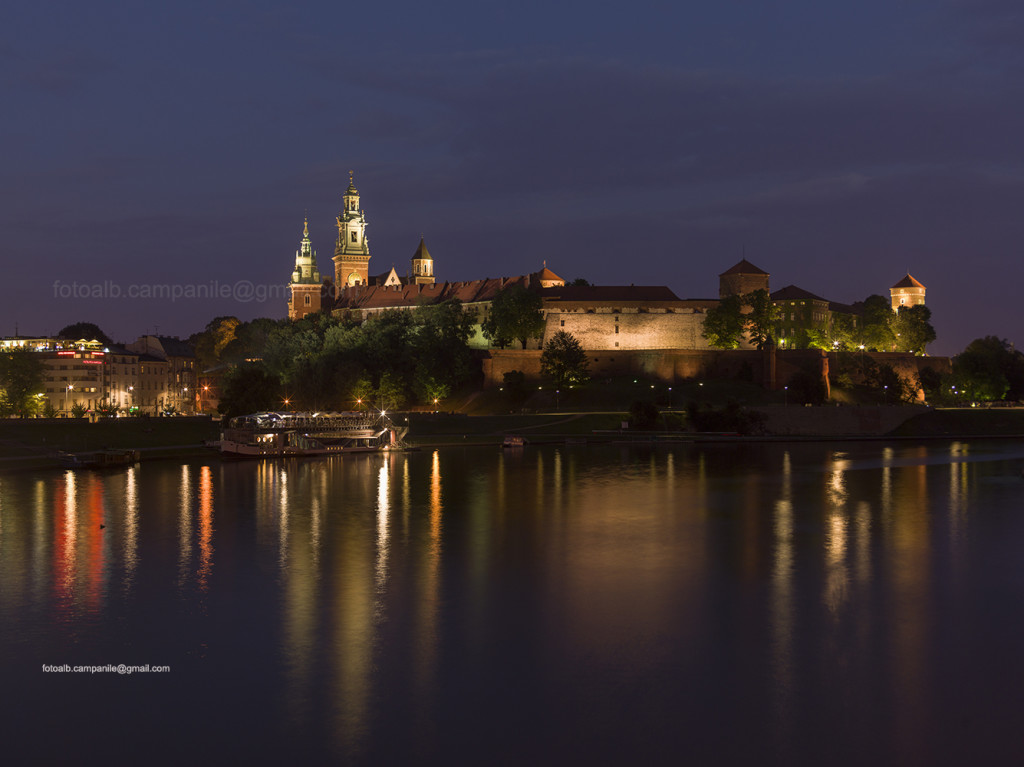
top-left (784, 385), bottom-right (788, 406)
top-left (668, 387), bottom-right (673, 409)
top-left (65, 382), bottom-right (74, 414)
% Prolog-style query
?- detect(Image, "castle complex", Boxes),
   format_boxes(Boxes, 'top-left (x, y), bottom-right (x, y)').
top-left (288, 176), bottom-right (926, 352)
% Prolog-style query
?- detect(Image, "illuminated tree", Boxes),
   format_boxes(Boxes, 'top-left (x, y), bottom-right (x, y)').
top-left (890, 305), bottom-right (936, 354)
top-left (858, 295), bottom-right (896, 351)
top-left (482, 284), bottom-right (545, 349)
top-left (743, 289), bottom-right (781, 350)
top-left (701, 294), bottom-right (745, 349)
top-left (0, 350), bottom-right (45, 418)
top-left (540, 331), bottom-right (590, 389)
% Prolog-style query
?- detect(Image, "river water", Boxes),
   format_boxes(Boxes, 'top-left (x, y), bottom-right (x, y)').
top-left (3, 440), bottom-right (1024, 765)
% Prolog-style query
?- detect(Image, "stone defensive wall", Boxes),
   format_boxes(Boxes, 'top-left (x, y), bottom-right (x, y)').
top-left (481, 348), bottom-right (952, 391)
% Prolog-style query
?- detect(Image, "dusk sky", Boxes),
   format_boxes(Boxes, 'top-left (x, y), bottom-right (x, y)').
top-left (4, 0), bottom-right (1023, 355)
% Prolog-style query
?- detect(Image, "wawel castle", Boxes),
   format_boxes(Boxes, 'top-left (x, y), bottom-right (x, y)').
top-left (288, 175), bottom-right (926, 353)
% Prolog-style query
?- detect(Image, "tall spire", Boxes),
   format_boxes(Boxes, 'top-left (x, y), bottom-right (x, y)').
top-left (335, 172), bottom-right (370, 286)
top-left (288, 215), bottom-right (322, 320)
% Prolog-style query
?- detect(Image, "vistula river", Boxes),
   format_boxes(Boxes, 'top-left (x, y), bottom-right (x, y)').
top-left (3, 440), bottom-right (1024, 765)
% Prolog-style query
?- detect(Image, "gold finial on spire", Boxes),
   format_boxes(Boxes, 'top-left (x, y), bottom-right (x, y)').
top-left (303, 215), bottom-right (309, 238)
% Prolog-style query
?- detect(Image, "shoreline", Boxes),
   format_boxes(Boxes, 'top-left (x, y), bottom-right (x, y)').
top-left (6, 432), bottom-right (1024, 474)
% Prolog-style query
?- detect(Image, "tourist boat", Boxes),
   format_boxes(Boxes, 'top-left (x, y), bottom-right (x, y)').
top-left (218, 411), bottom-right (408, 457)
top-left (502, 435), bottom-right (527, 449)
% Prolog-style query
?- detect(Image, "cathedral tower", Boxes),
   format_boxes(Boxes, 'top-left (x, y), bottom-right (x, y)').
top-left (333, 172), bottom-right (371, 287)
top-left (890, 273), bottom-right (925, 311)
top-left (288, 217), bottom-right (322, 320)
top-left (411, 237), bottom-right (435, 285)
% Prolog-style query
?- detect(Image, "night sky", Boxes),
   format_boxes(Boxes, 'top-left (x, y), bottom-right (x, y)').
top-left (4, 0), bottom-right (1023, 355)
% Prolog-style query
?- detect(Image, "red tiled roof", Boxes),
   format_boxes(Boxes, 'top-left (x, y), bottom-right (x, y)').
top-left (891, 273), bottom-right (925, 289)
top-left (771, 285), bottom-right (827, 302)
top-left (720, 259), bottom-right (768, 276)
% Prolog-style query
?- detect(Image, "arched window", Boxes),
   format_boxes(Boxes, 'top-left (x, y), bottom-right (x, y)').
top-left (304, 295), bottom-right (311, 306)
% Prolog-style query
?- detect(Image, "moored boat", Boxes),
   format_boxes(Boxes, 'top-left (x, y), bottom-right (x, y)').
top-left (58, 449), bottom-right (140, 469)
top-left (219, 411), bottom-right (407, 457)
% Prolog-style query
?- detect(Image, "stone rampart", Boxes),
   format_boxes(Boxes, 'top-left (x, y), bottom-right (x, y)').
top-left (482, 348), bottom-right (952, 392)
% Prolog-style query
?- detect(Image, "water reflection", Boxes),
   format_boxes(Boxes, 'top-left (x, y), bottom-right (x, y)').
top-left (178, 465), bottom-right (192, 587)
top-left (123, 467), bottom-right (138, 593)
top-left (5, 440), bottom-right (1024, 763)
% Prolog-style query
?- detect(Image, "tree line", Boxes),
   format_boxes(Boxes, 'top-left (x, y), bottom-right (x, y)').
top-left (702, 290), bottom-right (936, 354)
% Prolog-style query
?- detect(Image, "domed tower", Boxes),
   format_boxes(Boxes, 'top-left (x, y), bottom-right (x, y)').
top-left (411, 237), bottom-right (435, 285)
top-left (890, 273), bottom-right (926, 311)
top-left (333, 171), bottom-right (371, 287)
top-left (288, 217), bottom-right (322, 320)
top-left (719, 259), bottom-right (770, 298)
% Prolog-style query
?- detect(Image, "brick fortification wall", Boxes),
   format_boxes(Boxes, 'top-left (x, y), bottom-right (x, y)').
top-left (545, 308), bottom-right (711, 352)
top-left (482, 348), bottom-right (951, 391)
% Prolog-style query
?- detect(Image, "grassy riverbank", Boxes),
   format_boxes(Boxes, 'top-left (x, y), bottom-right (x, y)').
top-left (889, 408), bottom-right (1024, 437)
top-left (0, 418), bottom-right (219, 459)
top-left (1, 404), bottom-right (1021, 473)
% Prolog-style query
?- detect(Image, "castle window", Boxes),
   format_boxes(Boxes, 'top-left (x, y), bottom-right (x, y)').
top-left (304, 295), bottom-right (311, 306)
top-left (560, 320), bottom-right (565, 327)
top-left (615, 326), bottom-right (619, 334)
top-left (351, 232), bottom-right (358, 243)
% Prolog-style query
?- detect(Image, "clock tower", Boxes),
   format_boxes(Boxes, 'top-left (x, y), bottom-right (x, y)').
top-left (333, 171), bottom-right (371, 287)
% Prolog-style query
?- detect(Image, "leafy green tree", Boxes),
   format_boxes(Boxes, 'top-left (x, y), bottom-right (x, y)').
top-left (951, 336), bottom-right (1024, 402)
top-left (57, 322), bottom-right (112, 345)
top-left (568, 278), bottom-right (591, 287)
top-left (191, 316), bottom-right (241, 370)
top-left (859, 295), bottom-right (896, 351)
top-left (482, 284), bottom-right (545, 349)
top-left (217, 364), bottom-right (283, 419)
top-left (411, 300), bottom-right (476, 404)
top-left (350, 370), bottom-right (406, 412)
top-left (890, 305), bottom-right (936, 354)
top-left (867, 362), bottom-right (914, 403)
top-left (805, 313), bottom-right (857, 351)
top-left (42, 401), bottom-right (58, 419)
top-left (0, 350), bottom-right (45, 417)
top-left (501, 370), bottom-right (528, 402)
top-left (540, 331), bottom-right (590, 389)
top-left (702, 294), bottom-right (746, 349)
top-left (743, 289), bottom-right (781, 350)
top-left (70, 403), bottom-right (88, 419)
top-left (219, 317), bottom-right (286, 365)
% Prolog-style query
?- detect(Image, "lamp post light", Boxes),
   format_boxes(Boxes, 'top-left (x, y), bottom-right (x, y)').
top-left (668, 386), bottom-right (673, 409)
top-left (883, 385), bottom-right (888, 404)
top-left (65, 383), bottom-right (74, 414)
top-left (784, 385), bottom-right (788, 406)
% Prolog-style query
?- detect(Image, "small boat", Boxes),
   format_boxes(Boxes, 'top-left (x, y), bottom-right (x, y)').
top-left (502, 435), bottom-right (527, 449)
top-left (219, 411), bottom-right (408, 457)
top-left (59, 449), bottom-right (140, 469)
